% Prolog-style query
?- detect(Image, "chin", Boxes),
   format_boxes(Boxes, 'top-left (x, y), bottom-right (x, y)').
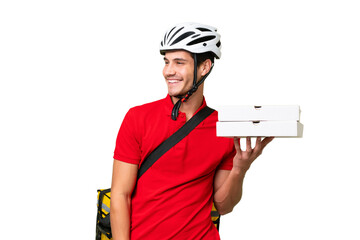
top-left (168, 91), bottom-right (181, 97)
top-left (167, 87), bottom-right (183, 97)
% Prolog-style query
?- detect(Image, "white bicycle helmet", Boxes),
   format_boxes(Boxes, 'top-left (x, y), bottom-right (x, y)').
top-left (160, 22), bottom-right (221, 59)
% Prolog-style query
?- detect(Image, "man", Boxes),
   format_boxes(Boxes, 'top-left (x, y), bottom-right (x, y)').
top-left (110, 22), bottom-right (273, 240)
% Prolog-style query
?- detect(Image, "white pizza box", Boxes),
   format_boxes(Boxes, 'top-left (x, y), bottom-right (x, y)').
top-left (216, 121), bottom-right (303, 138)
top-left (218, 105), bottom-right (300, 121)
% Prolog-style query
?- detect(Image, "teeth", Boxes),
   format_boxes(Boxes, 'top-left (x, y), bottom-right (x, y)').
top-left (168, 80), bottom-right (180, 83)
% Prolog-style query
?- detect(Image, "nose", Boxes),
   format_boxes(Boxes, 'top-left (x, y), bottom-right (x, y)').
top-left (163, 63), bottom-right (175, 77)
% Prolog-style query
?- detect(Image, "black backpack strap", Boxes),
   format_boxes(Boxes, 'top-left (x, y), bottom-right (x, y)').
top-left (137, 106), bottom-right (215, 179)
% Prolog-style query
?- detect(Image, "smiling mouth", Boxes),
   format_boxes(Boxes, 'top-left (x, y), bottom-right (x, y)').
top-left (167, 79), bottom-right (182, 84)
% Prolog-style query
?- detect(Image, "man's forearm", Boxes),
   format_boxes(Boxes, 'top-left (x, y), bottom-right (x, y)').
top-left (213, 168), bottom-right (246, 215)
top-left (110, 194), bottom-right (131, 240)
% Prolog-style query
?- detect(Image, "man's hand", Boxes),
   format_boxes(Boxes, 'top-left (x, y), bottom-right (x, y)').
top-left (233, 137), bottom-right (274, 173)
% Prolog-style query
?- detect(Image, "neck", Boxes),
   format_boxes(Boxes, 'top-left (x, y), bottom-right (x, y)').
top-left (171, 85), bottom-right (204, 121)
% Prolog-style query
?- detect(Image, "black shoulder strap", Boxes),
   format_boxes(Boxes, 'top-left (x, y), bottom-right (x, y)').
top-left (137, 106), bottom-right (215, 179)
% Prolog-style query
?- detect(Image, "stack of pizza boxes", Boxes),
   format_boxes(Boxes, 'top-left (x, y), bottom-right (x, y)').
top-left (216, 105), bottom-right (303, 138)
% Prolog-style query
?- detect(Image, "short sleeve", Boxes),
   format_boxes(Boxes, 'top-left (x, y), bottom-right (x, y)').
top-left (217, 139), bottom-right (235, 170)
top-left (113, 108), bottom-right (141, 165)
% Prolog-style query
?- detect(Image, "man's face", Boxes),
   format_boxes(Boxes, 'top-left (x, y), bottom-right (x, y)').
top-left (163, 50), bottom-right (195, 97)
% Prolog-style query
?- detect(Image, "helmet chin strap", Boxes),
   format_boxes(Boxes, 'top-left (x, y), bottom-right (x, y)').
top-left (171, 54), bottom-right (214, 120)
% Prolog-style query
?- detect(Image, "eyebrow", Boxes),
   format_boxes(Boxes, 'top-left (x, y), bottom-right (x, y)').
top-left (163, 57), bottom-right (188, 62)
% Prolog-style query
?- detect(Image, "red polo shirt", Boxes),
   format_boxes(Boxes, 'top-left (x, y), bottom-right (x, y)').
top-left (113, 95), bottom-right (235, 239)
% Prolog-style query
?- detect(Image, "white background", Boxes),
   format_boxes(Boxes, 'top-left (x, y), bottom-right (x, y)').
top-left (1, 0), bottom-right (359, 239)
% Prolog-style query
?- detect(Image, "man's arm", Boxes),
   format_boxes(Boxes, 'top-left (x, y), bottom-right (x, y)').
top-left (110, 160), bottom-right (138, 240)
top-left (213, 137), bottom-right (273, 215)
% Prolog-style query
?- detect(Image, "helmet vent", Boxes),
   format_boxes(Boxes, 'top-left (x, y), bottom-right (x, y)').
top-left (167, 27), bottom-right (177, 40)
top-left (168, 27), bottom-right (184, 44)
top-left (187, 36), bottom-right (216, 46)
top-left (216, 40), bottom-right (221, 47)
top-left (171, 31), bottom-right (195, 46)
top-left (196, 27), bottom-right (212, 32)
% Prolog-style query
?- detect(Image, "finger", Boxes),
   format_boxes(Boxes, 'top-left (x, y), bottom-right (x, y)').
top-left (233, 137), bottom-right (242, 153)
top-left (253, 137), bottom-right (262, 152)
top-left (246, 137), bottom-right (252, 152)
top-left (261, 137), bottom-right (274, 149)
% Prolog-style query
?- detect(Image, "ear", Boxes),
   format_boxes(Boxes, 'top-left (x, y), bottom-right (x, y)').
top-left (199, 59), bottom-right (213, 77)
